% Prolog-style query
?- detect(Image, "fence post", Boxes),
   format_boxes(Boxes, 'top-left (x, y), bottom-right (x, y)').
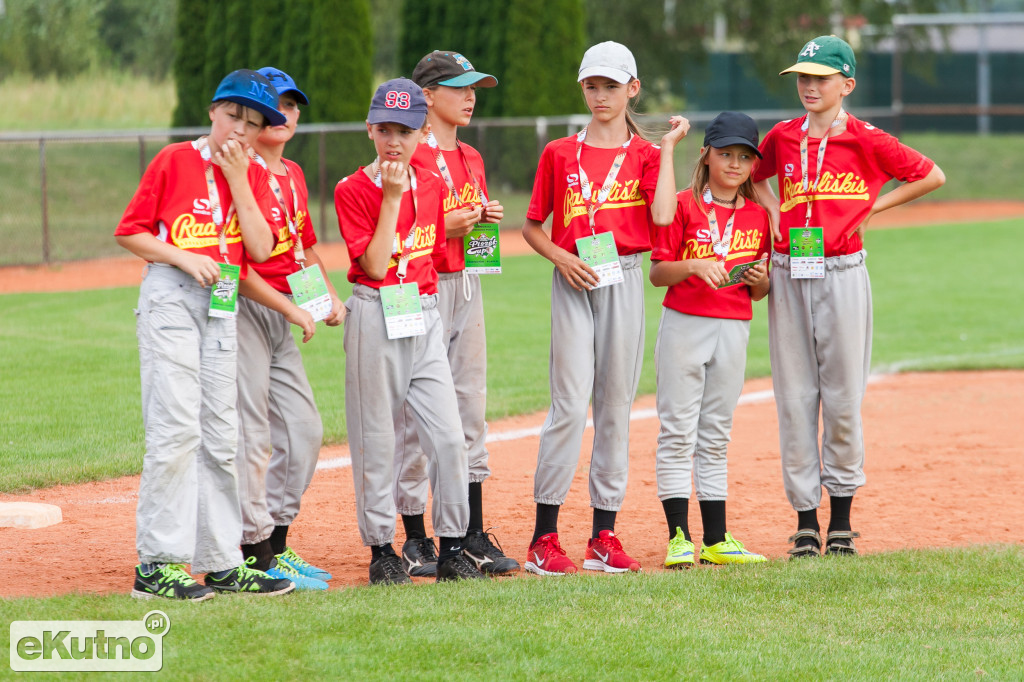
top-left (39, 139), bottom-right (50, 265)
top-left (139, 136), bottom-right (147, 179)
top-left (891, 26), bottom-right (903, 138)
top-left (535, 117), bottom-right (548, 160)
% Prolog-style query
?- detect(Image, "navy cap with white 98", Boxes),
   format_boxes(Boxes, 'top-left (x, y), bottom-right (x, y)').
top-left (367, 78), bottom-right (428, 129)
top-left (703, 111), bottom-right (762, 159)
top-left (256, 66), bottom-right (310, 105)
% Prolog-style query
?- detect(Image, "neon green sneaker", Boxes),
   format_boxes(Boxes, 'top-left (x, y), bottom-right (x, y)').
top-left (664, 527), bottom-right (695, 569)
top-left (699, 532), bottom-right (767, 565)
top-left (278, 546), bottom-right (333, 581)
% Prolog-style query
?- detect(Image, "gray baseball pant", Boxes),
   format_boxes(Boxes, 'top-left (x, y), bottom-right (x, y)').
top-left (769, 250), bottom-right (872, 511)
top-left (655, 309), bottom-right (750, 501)
top-left (344, 284), bottom-right (468, 546)
top-left (134, 263), bottom-right (245, 574)
top-left (236, 295), bottom-right (323, 545)
top-left (533, 253), bottom-right (645, 511)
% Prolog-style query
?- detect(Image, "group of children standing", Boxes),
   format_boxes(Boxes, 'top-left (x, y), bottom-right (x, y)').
top-left (117, 34), bottom-right (944, 598)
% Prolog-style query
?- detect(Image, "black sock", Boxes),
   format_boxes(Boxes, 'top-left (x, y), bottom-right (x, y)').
top-left (240, 540), bottom-right (275, 572)
top-left (662, 497), bottom-right (690, 541)
top-left (269, 525), bottom-right (289, 556)
top-left (468, 481), bottom-right (483, 534)
top-left (370, 544), bottom-right (395, 561)
top-left (796, 509), bottom-right (820, 548)
top-left (437, 537), bottom-right (462, 563)
top-left (401, 514), bottom-right (426, 541)
top-left (531, 504), bottom-right (560, 546)
top-left (828, 496), bottom-right (853, 533)
top-left (592, 509), bottom-right (617, 538)
top-left (699, 500), bottom-right (727, 546)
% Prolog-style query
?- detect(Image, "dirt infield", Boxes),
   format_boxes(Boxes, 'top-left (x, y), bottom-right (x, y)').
top-left (1, 370), bottom-right (1022, 598)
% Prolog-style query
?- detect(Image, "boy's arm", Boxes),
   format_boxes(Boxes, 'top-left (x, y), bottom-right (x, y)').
top-left (753, 179), bottom-right (782, 243)
top-left (850, 164), bottom-right (946, 238)
top-left (116, 232), bottom-right (221, 287)
top-left (302, 245), bottom-right (344, 326)
top-left (357, 162), bottom-right (405, 281)
top-left (216, 140), bottom-right (275, 263)
top-left (239, 269), bottom-right (316, 342)
top-left (652, 116), bottom-right (690, 226)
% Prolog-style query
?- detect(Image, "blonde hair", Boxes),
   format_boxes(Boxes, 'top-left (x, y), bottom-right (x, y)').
top-left (688, 145), bottom-right (761, 208)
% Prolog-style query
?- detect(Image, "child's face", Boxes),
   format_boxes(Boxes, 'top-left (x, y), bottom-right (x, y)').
top-left (424, 85), bottom-right (477, 128)
top-left (366, 121), bottom-right (425, 165)
top-left (257, 94), bottom-right (300, 147)
top-left (796, 73), bottom-right (855, 114)
top-left (209, 102), bottom-right (264, 149)
top-left (580, 76), bottom-right (640, 124)
top-left (704, 144), bottom-right (757, 193)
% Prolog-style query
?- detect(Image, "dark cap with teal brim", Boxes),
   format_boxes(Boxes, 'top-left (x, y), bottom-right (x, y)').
top-left (412, 51), bottom-right (498, 89)
top-left (780, 35), bottom-right (856, 78)
top-left (212, 69), bottom-right (286, 126)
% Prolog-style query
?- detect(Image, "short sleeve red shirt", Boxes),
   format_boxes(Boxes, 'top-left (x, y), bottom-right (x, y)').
top-left (410, 140), bottom-right (490, 273)
top-left (115, 141), bottom-right (278, 278)
top-left (651, 192), bottom-right (771, 321)
top-left (250, 158), bottom-right (319, 293)
top-left (526, 135), bottom-right (660, 255)
top-left (334, 167), bottom-right (446, 294)
top-left (754, 115), bottom-right (935, 256)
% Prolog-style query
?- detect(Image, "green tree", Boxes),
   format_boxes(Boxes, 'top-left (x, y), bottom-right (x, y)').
top-left (0, 0), bottom-right (105, 78)
top-left (224, 0), bottom-right (251, 72)
top-left (280, 0), bottom-right (313, 85)
top-left (172, 0), bottom-right (210, 127)
top-left (249, 5), bottom-right (282, 71)
top-left (398, 0), bottom-right (437, 76)
top-left (309, 0), bottom-right (373, 123)
top-left (502, 0), bottom-right (585, 116)
top-left (98, 0), bottom-right (177, 79)
top-left (202, 2), bottom-right (227, 100)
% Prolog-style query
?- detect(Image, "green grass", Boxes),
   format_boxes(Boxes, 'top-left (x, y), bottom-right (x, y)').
top-left (1, 219), bottom-right (1023, 492)
top-left (2, 546), bottom-right (1022, 680)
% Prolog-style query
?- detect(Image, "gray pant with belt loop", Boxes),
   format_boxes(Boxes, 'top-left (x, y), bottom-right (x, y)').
top-left (768, 250), bottom-right (872, 512)
top-left (344, 283), bottom-right (469, 546)
top-left (533, 253), bottom-right (646, 511)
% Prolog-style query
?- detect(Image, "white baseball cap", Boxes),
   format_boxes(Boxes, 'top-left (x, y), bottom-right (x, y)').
top-left (577, 41), bottom-right (637, 84)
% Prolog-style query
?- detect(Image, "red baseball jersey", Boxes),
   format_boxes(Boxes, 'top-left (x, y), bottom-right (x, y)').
top-left (250, 158), bottom-right (318, 294)
top-left (116, 141), bottom-right (278, 278)
top-left (335, 167), bottom-right (446, 294)
top-left (410, 140), bottom-right (490, 273)
top-left (754, 114), bottom-right (935, 256)
top-left (652, 192), bottom-right (771, 321)
top-left (527, 135), bottom-right (660, 255)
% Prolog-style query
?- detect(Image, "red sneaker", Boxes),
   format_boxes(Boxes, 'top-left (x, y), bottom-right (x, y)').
top-left (525, 533), bottom-right (578, 576)
top-left (583, 530), bottom-right (641, 573)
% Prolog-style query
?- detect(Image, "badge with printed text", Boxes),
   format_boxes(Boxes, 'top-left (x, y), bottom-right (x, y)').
top-left (575, 231), bottom-right (623, 289)
top-left (717, 256), bottom-right (768, 289)
top-left (789, 227), bottom-right (825, 279)
top-left (208, 263), bottom-right (241, 318)
top-left (463, 223), bottom-right (501, 274)
top-left (380, 282), bottom-right (426, 339)
top-left (287, 265), bottom-right (332, 322)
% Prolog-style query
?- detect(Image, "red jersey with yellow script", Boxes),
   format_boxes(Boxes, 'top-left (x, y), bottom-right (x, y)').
top-left (526, 135), bottom-right (660, 255)
top-left (410, 140), bottom-right (490, 273)
top-left (250, 158), bottom-right (318, 293)
top-left (652, 192), bottom-right (771, 321)
top-left (335, 167), bottom-right (446, 294)
top-left (115, 141), bottom-right (277, 279)
top-left (754, 114), bottom-right (935, 256)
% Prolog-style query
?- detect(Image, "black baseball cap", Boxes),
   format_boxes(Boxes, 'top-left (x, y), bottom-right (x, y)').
top-left (703, 111), bottom-right (762, 158)
top-left (367, 78), bottom-right (428, 129)
top-left (412, 51), bottom-right (498, 89)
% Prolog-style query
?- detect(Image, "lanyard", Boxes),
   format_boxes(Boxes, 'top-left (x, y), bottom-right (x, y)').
top-left (249, 150), bottom-right (305, 264)
top-left (426, 132), bottom-right (487, 208)
top-left (701, 186), bottom-right (738, 263)
top-left (575, 127), bottom-right (633, 235)
top-left (371, 159), bottom-right (419, 281)
top-left (193, 137), bottom-right (234, 261)
top-left (798, 108), bottom-right (847, 228)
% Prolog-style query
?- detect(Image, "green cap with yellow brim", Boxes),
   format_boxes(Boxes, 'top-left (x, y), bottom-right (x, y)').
top-left (779, 35), bottom-right (856, 78)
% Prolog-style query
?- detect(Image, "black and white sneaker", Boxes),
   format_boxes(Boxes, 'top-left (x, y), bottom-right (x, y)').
top-left (131, 564), bottom-right (215, 601)
top-left (462, 529), bottom-right (521, 575)
top-left (369, 553), bottom-right (412, 585)
top-left (436, 554), bottom-right (487, 582)
top-left (401, 537), bottom-right (438, 577)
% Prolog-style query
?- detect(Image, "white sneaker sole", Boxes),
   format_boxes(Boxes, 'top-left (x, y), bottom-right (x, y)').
top-left (524, 561), bottom-right (575, 576)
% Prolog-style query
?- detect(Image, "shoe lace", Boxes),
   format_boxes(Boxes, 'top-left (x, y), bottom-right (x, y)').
top-left (158, 564), bottom-right (196, 586)
top-left (417, 538), bottom-right (438, 562)
top-left (476, 528), bottom-right (506, 556)
top-left (236, 555), bottom-right (270, 581)
top-left (381, 553), bottom-right (406, 580)
top-left (449, 555), bottom-right (481, 578)
top-left (281, 547), bottom-right (313, 569)
top-left (272, 559), bottom-right (302, 578)
top-left (601, 532), bottom-right (625, 553)
top-left (540, 534), bottom-right (567, 556)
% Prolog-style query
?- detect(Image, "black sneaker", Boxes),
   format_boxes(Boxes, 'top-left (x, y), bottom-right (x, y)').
top-left (436, 554), bottom-right (487, 582)
top-left (204, 556), bottom-right (295, 596)
top-left (131, 564), bottom-right (215, 601)
top-left (369, 553), bottom-right (412, 585)
top-left (462, 529), bottom-right (521, 575)
top-left (401, 537), bottom-right (438, 577)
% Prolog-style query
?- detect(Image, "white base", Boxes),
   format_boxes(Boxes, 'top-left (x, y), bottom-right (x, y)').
top-left (0, 502), bottom-right (63, 529)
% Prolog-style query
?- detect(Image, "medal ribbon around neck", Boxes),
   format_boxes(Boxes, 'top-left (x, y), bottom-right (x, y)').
top-left (249, 150), bottom-right (305, 265)
top-left (193, 136), bottom-right (236, 261)
top-left (701, 185), bottom-right (738, 263)
top-left (575, 126), bottom-right (633, 235)
top-left (799, 108), bottom-right (847, 228)
top-left (371, 158), bottom-right (419, 281)
top-left (427, 132), bottom-right (488, 209)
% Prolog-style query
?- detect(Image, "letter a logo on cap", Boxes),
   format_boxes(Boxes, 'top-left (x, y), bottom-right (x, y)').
top-left (800, 41), bottom-right (822, 58)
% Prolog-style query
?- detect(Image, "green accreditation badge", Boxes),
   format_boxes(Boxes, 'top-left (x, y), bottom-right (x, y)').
top-left (380, 282), bottom-right (426, 340)
top-left (209, 263), bottom-right (241, 318)
top-left (287, 265), bottom-right (332, 322)
top-left (717, 256), bottom-right (768, 289)
top-left (789, 227), bottom-right (825, 279)
top-left (463, 223), bottom-right (501, 274)
top-left (575, 231), bottom-right (623, 289)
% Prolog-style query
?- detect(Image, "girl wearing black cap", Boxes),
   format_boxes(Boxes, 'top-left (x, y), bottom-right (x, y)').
top-left (648, 112), bottom-right (771, 568)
